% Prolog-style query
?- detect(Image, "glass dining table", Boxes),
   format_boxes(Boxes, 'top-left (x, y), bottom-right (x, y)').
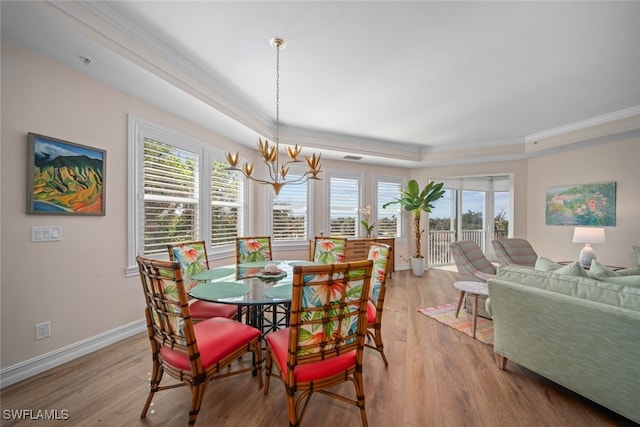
top-left (189, 260), bottom-right (319, 337)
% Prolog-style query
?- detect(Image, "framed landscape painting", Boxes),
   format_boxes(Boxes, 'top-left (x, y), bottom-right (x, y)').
top-left (27, 133), bottom-right (106, 215)
top-left (545, 181), bottom-right (615, 226)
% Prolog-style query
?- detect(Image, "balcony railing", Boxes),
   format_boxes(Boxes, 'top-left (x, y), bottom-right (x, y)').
top-left (427, 230), bottom-right (486, 266)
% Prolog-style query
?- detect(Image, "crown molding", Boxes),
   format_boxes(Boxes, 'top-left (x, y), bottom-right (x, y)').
top-left (419, 141), bottom-right (526, 166)
top-left (277, 124), bottom-right (423, 163)
top-left (524, 105), bottom-right (640, 153)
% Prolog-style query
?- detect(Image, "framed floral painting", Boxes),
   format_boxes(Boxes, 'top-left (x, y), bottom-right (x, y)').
top-left (545, 182), bottom-right (615, 226)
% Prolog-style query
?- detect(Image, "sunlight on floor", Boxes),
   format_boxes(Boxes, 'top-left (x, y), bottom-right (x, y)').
top-left (432, 264), bottom-right (458, 272)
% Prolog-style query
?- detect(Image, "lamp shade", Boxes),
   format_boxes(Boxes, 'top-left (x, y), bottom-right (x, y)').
top-left (572, 227), bottom-right (605, 244)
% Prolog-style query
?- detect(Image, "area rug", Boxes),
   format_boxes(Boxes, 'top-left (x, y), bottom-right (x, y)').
top-left (418, 302), bottom-right (494, 346)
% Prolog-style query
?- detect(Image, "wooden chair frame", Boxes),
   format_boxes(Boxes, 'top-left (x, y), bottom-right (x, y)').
top-left (364, 242), bottom-right (393, 366)
top-left (136, 256), bottom-right (262, 426)
top-left (264, 260), bottom-right (373, 426)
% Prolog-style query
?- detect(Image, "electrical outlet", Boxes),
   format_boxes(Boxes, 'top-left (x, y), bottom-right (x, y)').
top-left (35, 321), bottom-right (51, 340)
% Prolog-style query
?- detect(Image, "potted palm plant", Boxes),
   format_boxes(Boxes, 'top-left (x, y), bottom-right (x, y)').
top-left (383, 179), bottom-right (445, 276)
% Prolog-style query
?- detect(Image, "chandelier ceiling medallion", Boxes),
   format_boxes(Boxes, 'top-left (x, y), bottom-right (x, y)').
top-left (226, 37), bottom-right (322, 195)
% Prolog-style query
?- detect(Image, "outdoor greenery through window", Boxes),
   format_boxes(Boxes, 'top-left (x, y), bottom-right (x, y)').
top-left (328, 175), bottom-right (360, 237)
top-left (143, 138), bottom-right (199, 256)
top-left (272, 176), bottom-right (308, 241)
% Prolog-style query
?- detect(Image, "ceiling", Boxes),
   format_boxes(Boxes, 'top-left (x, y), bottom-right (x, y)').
top-left (2, 1), bottom-right (640, 167)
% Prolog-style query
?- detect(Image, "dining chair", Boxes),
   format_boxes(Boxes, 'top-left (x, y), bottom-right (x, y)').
top-left (168, 240), bottom-right (238, 320)
top-left (365, 242), bottom-right (393, 367)
top-left (312, 236), bottom-right (347, 264)
top-left (135, 256), bottom-right (262, 426)
top-left (492, 238), bottom-right (537, 267)
top-left (264, 260), bottom-right (374, 427)
top-left (235, 236), bottom-right (273, 264)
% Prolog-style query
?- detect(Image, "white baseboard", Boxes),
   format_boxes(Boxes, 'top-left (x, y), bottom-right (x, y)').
top-left (0, 319), bottom-right (146, 389)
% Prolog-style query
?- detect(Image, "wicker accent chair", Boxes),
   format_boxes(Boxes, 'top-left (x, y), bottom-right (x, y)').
top-left (312, 236), bottom-right (347, 264)
top-left (235, 236), bottom-right (273, 264)
top-left (264, 260), bottom-right (373, 427)
top-left (365, 242), bottom-right (393, 367)
top-left (168, 241), bottom-right (238, 320)
top-left (492, 238), bottom-right (537, 267)
top-left (136, 256), bottom-right (262, 427)
top-left (449, 240), bottom-right (496, 319)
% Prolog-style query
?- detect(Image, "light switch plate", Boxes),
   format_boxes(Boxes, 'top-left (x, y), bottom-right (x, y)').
top-left (31, 226), bottom-right (62, 242)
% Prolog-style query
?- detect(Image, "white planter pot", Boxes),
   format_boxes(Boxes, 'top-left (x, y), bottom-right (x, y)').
top-left (410, 257), bottom-right (425, 276)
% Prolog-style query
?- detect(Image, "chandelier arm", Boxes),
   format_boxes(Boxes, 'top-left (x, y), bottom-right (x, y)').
top-left (262, 159), bottom-right (279, 181)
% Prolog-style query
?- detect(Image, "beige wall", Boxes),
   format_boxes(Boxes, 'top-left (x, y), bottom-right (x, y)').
top-left (2, 40), bottom-right (638, 376)
top-left (527, 138), bottom-right (640, 267)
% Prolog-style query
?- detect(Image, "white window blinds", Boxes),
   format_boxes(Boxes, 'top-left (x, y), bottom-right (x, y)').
top-left (211, 160), bottom-right (244, 246)
top-left (376, 180), bottom-right (402, 238)
top-left (272, 177), bottom-right (308, 241)
top-left (143, 137), bottom-right (199, 255)
top-left (329, 177), bottom-right (359, 237)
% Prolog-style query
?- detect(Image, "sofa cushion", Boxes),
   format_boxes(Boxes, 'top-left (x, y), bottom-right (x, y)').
top-left (534, 256), bottom-right (561, 271)
top-left (495, 265), bottom-right (640, 310)
top-left (554, 262), bottom-right (588, 277)
top-left (588, 260), bottom-right (620, 279)
top-left (634, 245), bottom-right (640, 266)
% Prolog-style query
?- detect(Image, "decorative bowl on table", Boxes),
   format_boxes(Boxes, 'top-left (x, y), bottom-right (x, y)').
top-left (257, 263), bottom-right (287, 281)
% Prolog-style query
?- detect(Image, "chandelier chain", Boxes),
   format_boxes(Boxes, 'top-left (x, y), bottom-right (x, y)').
top-left (275, 41), bottom-right (281, 175)
top-left (275, 42), bottom-right (280, 142)
top-left (224, 36), bottom-right (322, 195)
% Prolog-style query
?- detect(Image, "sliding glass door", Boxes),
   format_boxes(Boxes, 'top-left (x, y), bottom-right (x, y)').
top-left (428, 176), bottom-right (511, 265)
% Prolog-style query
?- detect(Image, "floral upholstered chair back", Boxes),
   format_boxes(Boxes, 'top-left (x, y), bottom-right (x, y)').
top-left (367, 243), bottom-right (392, 305)
top-left (289, 260), bottom-right (373, 362)
top-left (167, 241), bottom-right (209, 293)
top-left (235, 236), bottom-right (272, 264)
top-left (313, 237), bottom-right (347, 264)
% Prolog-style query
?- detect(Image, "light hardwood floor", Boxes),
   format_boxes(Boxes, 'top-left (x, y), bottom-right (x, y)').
top-left (1, 268), bottom-right (637, 426)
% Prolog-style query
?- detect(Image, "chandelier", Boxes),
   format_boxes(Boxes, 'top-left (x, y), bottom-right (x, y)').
top-left (226, 37), bottom-right (322, 195)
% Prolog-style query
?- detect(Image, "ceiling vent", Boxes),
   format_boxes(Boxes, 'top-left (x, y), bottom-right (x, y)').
top-left (343, 155), bottom-right (362, 161)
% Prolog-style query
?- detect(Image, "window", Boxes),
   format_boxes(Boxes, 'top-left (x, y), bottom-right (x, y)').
top-left (211, 160), bottom-right (244, 246)
top-left (327, 173), bottom-right (362, 237)
top-left (271, 176), bottom-right (309, 242)
top-left (128, 117), bottom-right (245, 274)
top-left (375, 177), bottom-right (403, 238)
top-left (494, 191), bottom-right (510, 239)
top-left (427, 175), bottom-right (512, 265)
top-left (142, 138), bottom-right (199, 256)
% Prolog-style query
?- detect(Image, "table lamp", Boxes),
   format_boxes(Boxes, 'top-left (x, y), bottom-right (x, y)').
top-left (572, 227), bottom-right (605, 268)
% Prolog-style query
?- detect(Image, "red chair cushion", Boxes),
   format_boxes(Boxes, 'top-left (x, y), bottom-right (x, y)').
top-left (159, 317), bottom-right (259, 371)
top-left (266, 328), bottom-right (356, 382)
top-left (366, 300), bottom-right (376, 325)
top-left (189, 300), bottom-right (237, 319)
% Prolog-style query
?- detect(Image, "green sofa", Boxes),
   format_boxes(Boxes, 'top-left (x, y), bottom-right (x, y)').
top-left (487, 264), bottom-right (640, 424)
